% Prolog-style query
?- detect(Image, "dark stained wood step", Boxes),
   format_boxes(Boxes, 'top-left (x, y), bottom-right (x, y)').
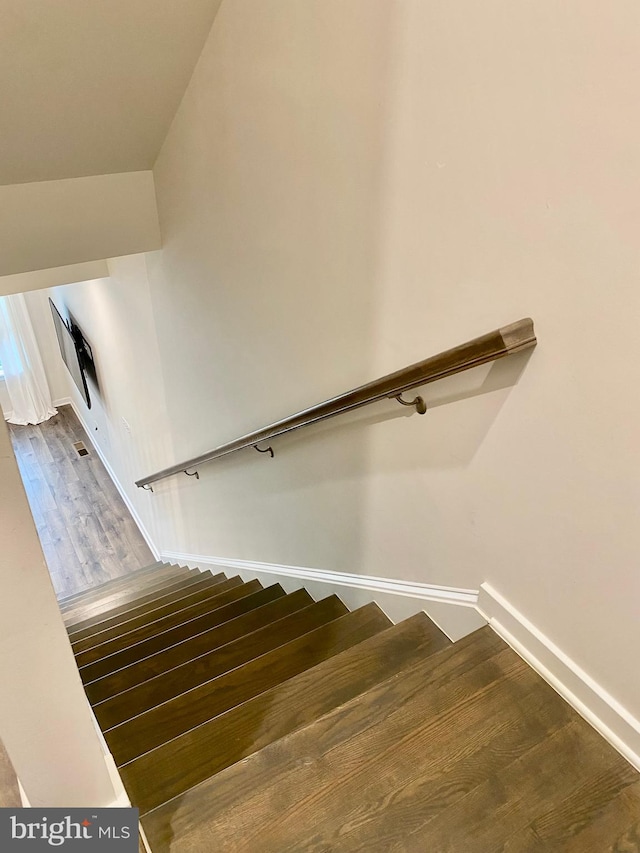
top-left (148, 631), bottom-right (637, 853)
top-left (58, 561), bottom-right (166, 608)
top-left (111, 611), bottom-right (448, 770)
top-left (558, 779), bottom-right (640, 853)
top-left (375, 724), bottom-right (633, 853)
top-left (67, 573), bottom-right (227, 642)
top-left (64, 571), bottom-right (210, 632)
top-left (138, 630), bottom-right (544, 842)
top-left (87, 589), bottom-right (326, 706)
top-left (465, 727), bottom-right (639, 853)
top-left (139, 626), bottom-right (506, 839)
top-left (61, 565), bottom-right (194, 624)
top-left (79, 583), bottom-right (290, 682)
top-left (110, 604), bottom-right (393, 773)
top-left (71, 578), bottom-right (261, 657)
top-left (274, 664), bottom-right (569, 853)
top-left (93, 594), bottom-right (353, 729)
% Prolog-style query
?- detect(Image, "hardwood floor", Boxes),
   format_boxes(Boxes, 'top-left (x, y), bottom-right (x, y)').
top-left (141, 626), bottom-right (640, 852)
top-left (8, 404), bottom-right (154, 599)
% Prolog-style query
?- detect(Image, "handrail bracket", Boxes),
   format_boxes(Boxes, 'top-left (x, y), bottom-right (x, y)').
top-left (254, 444), bottom-right (275, 458)
top-left (393, 393), bottom-right (427, 415)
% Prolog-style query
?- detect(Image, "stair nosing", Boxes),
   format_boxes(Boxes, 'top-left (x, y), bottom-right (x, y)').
top-left (75, 581), bottom-right (264, 659)
top-left (63, 569), bottom-right (204, 627)
top-left (60, 564), bottom-right (188, 611)
top-left (67, 573), bottom-right (224, 638)
top-left (79, 584), bottom-right (290, 682)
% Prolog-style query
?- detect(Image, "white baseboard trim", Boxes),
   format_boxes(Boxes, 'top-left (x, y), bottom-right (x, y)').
top-left (106, 790), bottom-right (132, 809)
top-left (87, 702), bottom-right (131, 808)
top-left (52, 396), bottom-right (73, 408)
top-left (160, 550), bottom-right (486, 641)
top-left (478, 582), bottom-right (640, 773)
top-left (64, 399), bottom-right (160, 561)
top-left (162, 550), bottom-right (478, 605)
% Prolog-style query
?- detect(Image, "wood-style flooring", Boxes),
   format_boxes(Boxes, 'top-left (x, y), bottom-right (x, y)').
top-left (139, 621), bottom-right (640, 852)
top-left (8, 404), bottom-right (153, 599)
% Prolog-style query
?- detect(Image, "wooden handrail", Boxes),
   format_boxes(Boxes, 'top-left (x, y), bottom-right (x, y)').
top-left (136, 318), bottom-right (536, 489)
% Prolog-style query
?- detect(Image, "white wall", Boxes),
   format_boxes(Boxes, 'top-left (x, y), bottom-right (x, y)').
top-left (50, 256), bottom-right (174, 552)
top-left (0, 172), bottom-right (160, 277)
top-left (0, 414), bottom-right (117, 806)
top-left (58, 1), bottom-right (640, 728)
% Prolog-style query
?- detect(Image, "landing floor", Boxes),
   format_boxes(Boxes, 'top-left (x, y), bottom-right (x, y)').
top-left (8, 404), bottom-right (153, 598)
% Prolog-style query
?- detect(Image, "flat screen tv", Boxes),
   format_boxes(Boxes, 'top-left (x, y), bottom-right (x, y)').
top-left (49, 298), bottom-right (92, 408)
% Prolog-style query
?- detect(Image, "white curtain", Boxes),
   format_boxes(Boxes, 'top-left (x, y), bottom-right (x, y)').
top-left (0, 293), bottom-right (57, 425)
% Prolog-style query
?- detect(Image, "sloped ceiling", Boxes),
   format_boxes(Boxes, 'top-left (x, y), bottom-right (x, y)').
top-left (0, 0), bottom-right (222, 185)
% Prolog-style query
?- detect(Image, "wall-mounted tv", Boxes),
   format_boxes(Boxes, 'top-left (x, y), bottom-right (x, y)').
top-left (49, 298), bottom-right (93, 409)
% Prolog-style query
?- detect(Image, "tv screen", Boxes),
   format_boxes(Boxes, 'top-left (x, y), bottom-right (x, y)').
top-left (49, 298), bottom-right (91, 408)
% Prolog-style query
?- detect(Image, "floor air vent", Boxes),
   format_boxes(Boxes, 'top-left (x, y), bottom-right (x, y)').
top-left (73, 441), bottom-right (90, 458)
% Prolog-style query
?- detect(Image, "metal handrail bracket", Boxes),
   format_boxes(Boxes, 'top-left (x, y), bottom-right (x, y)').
top-left (136, 318), bottom-right (536, 489)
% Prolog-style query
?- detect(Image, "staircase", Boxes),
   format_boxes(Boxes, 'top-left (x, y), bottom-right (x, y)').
top-left (61, 562), bottom-right (639, 852)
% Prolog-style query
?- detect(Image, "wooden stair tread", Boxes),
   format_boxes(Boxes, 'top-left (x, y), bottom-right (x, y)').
top-left (65, 571), bottom-right (213, 633)
top-left (78, 583), bottom-right (290, 682)
top-left (58, 561), bottom-right (166, 608)
top-left (171, 650), bottom-right (581, 853)
top-left (71, 578), bottom-right (263, 658)
top-left (558, 779), bottom-right (640, 853)
top-left (93, 594), bottom-right (354, 729)
top-left (342, 721), bottom-right (630, 853)
top-left (139, 628), bottom-right (542, 844)
top-left (108, 599), bottom-right (403, 766)
top-left (439, 726), bottom-right (638, 853)
top-left (71, 575), bottom-right (250, 657)
top-left (114, 611), bottom-right (448, 806)
top-left (67, 573), bottom-right (227, 641)
top-left (63, 562), bottom-right (635, 852)
top-left (62, 565), bottom-right (193, 619)
top-left (61, 565), bottom-right (193, 623)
